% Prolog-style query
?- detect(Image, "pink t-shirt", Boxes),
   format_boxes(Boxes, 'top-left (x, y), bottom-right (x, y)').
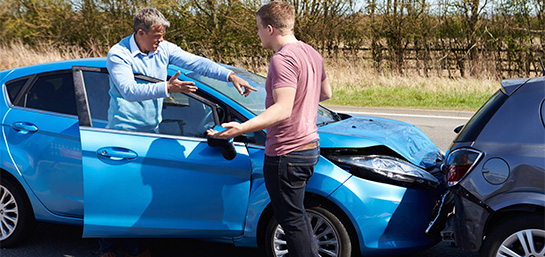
top-left (265, 41), bottom-right (327, 156)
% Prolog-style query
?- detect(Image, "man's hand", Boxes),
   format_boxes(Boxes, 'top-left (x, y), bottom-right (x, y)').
top-left (167, 71), bottom-right (198, 93)
top-left (229, 73), bottom-right (257, 97)
top-left (207, 122), bottom-right (244, 139)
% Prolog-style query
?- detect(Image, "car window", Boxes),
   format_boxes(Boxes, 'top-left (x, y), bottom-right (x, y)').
top-left (159, 92), bottom-right (215, 138)
top-left (82, 70), bottom-right (111, 127)
top-left (5, 78), bottom-right (28, 105)
top-left (24, 72), bottom-right (77, 115)
top-left (80, 70), bottom-right (215, 139)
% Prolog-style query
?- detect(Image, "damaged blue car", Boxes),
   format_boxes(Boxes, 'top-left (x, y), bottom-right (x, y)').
top-left (1, 58), bottom-right (446, 257)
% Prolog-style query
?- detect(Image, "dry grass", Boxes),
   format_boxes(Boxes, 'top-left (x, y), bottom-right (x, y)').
top-left (0, 40), bottom-right (101, 71)
top-left (325, 57), bottom-right (499, 96)
top-left (0, 41), bottom-right (500, 110)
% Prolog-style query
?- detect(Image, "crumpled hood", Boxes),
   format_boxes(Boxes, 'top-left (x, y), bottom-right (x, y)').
top-left (318, 115), bottom-right (443, 169)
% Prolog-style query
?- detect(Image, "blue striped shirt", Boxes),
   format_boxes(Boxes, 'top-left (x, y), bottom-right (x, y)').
top-left (106, 34), bottom-right (232, 131)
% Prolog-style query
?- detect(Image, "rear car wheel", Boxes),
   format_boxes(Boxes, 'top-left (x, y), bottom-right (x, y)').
top-left (264, 201), bottom-right (352, 257)
top-left (0, 178), bottom-right (36, 247)
top-left (480, 213), bottom-right (545, 257)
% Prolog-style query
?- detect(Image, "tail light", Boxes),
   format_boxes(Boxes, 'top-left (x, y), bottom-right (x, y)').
top-left (445, 149), bottom-right (482, 186)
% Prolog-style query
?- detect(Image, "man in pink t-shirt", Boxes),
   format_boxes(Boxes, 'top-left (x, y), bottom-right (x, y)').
top-left (263, 39), bottom-right (327, 156)
top-left (207, 2), bottom-right (331, 256)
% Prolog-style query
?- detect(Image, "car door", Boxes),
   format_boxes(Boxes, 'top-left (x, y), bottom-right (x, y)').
top-left (72, 66), bottom-right (252, 238)
top-left (2, 71), bottom-right (83, 218)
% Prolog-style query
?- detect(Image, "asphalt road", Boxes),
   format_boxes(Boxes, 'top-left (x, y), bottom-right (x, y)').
top-left (1, 107), bottom-right (478, 257)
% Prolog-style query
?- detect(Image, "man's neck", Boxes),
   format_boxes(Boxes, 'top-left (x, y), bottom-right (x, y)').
top-left (273, 34), bottom-right (298, 52)
top-left (134, 34), bottom-right (149, 54)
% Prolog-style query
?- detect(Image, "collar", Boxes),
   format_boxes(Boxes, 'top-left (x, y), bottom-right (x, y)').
top-left (129, 34), bottom-right (160, 57)
top-left (276, 40), bottom-right (301, 53)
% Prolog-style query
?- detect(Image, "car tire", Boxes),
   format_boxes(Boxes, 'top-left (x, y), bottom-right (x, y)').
top-left (0, 177), bottom-right (37, 247)
top-left (264, 200), bottom-right (352, 257)
top-left (480, 213), bottom-right (545, 257)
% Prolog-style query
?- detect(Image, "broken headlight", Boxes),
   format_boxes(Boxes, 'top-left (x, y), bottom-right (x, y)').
top-left (330, 155), bottom-right (439, 188)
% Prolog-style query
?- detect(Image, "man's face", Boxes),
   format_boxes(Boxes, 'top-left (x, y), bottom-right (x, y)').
top-left (138, 25), bottom-right (165, 53)
top-left (256, 17), bottom-right (271, 49)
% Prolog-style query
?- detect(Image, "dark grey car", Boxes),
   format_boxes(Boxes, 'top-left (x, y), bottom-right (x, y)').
top-left (441, 76), bottom-right (545, 257)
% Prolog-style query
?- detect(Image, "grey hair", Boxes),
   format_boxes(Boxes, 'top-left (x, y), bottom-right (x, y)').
top-left (133, 7), bottom-right (170, 33)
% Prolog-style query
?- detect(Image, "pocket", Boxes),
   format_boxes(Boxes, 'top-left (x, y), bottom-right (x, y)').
top-left (287, 162), bottom-right (316, 188)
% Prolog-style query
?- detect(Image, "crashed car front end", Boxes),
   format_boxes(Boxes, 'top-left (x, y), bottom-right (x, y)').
top-left (316, 114), bottom-right (449, 255)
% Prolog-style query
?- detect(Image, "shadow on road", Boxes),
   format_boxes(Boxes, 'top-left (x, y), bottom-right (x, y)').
top-left (1, 223), bottom-right (477, 257)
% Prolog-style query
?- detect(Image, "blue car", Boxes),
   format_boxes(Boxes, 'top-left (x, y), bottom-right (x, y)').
top-left (1, 58), bottom-right (446, 257)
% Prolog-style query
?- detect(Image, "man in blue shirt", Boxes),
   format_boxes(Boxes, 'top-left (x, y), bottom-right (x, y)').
top-left (106, 7), bottom-right (256, 132)
top-left (100, 7), bottom-right (256, 257)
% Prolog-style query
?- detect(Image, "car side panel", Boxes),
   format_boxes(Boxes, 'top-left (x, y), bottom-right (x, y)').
top-left (3, 108), bottom-right (83, 218)
top-left (329, 176), bottom-right (440, 256)
top-left (459, 81), bottom-right (545, 204)
top-left (451, 79), bottom-right (545, 252)
top-left (81, 127), bottom-right (252, 238)
top-left (233, 150), bottom-right (351, 248)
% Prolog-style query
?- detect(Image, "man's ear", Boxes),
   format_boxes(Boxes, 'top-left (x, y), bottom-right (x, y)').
top-left (136, 29), bottom-right (146, 37)
top-left (267, 25), bottom-right (274, 35)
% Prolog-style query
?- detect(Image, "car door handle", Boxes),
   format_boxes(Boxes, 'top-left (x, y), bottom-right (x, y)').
top-left (12, 122), bottom-right (38, 134)
top-left (97, 147), bottom-right (138, 161)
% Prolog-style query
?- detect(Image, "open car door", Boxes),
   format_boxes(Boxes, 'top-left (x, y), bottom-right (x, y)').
top-left (72, 66), bottom-right (252, 238)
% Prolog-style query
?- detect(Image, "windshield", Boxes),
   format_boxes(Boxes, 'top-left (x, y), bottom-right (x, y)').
top-left (187, 68), bottom-right (267, 115)
top-left (186, 67), bottom-right (339, 125)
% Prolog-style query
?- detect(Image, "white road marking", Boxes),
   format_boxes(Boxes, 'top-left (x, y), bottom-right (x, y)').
top-left (346, 111), bottom-right (471, 120)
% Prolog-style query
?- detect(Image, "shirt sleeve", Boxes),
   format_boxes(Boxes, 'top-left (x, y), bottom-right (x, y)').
top-left (106, 47), bottom-right (169, 102)
top-left (269, 53), bottom-right (298, 90)
top-left (166, 42), bottom-right (232, 81)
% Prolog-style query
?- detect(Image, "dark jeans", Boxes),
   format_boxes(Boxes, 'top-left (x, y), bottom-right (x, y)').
top-left (264, 146), bottom-right (320, 257)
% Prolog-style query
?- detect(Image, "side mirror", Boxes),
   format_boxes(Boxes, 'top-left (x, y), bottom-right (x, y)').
top-left (207, 125), bottom-right (236, 160)
top-left (454, 125), bottom-right (464, 134)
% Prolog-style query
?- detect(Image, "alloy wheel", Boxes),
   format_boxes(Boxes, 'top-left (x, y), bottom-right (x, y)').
top-left (496, 229), bottom-right (545, 257)
top-left (0, 185), bottom-right (18, 241)
top-left (273, 210), bottom-right (340, 257)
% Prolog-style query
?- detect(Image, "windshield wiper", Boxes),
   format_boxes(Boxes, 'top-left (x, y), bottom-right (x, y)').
top-left (317, 120), bottom-right (337, 127)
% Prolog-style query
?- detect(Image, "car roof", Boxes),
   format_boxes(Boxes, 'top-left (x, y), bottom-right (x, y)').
top-left (0, 57), bottom-right (230, 83)
top-left (501, 76), bottom-right (545, 96)
top-left (0, 58), bottom-right (108, 83)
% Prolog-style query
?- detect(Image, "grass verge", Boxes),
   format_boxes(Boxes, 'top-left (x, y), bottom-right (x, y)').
top-left (328, 86), bottom-right (495, 110)
top-left (322, 58), bottom-right (500, 111)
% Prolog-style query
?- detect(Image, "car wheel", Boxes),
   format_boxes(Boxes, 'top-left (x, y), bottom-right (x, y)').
top-left (480, 213), bottom-right (545, 257)
top-left (0, 178), bottom-right (36, 247)
top-left (264, 201), bottom-right (352, 257)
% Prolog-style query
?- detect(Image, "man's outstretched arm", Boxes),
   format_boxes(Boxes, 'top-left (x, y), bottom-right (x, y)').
top-left (207, 86), bottom-right (296, 139)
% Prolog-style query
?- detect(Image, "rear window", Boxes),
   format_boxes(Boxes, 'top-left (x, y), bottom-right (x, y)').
top-left (24, 72), bottom-right (77, 115)
top-left (454, 90), bottom-right (508, 142)
top-left (5, 78), bottom-right (29, 105)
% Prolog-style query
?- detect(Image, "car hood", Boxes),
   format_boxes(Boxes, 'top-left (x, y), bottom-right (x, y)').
top-left (318, 114), bottom-right (443, 169)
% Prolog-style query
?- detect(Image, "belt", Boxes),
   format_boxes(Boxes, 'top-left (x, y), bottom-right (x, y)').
top-left (295, 141), bottom-right (319, 151)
